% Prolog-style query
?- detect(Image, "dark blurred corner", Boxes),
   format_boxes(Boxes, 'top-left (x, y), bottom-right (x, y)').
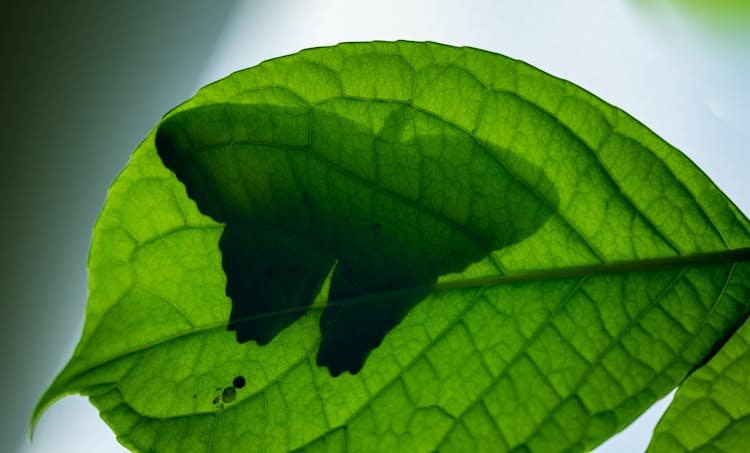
top-left (0, 0), bottom-right (237, 450)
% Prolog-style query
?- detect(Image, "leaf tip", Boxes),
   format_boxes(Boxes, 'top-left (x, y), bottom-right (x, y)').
top-left (29, 379), bottom-right (73, 441)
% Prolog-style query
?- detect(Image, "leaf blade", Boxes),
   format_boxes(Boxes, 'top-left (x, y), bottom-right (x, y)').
top-left (34, 41), bottom-right (750, 452)
top-left (647, 311), bottom-right (750, 452)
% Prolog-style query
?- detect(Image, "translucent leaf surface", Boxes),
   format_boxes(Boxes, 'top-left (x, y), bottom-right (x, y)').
top-left (648, 315), bottom-right (750, 452)
top-left (34, 41), bottom-right (750, 452)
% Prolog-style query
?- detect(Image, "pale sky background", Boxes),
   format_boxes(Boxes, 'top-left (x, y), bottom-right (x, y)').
top-left (4, 1), bottom-right (749, 452)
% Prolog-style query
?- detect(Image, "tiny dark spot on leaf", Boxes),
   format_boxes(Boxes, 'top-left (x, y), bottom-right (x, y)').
top-left (371, 223), bottom-right (382, 230)
top-left (212, 396), bottom-right (219, 405)
top-left (233, 376), bottom-right (246, 389)
top-left (302, 191), bottom-right (309, 200)
top-left (192, 394), bottom-right (197, 399)
top-left (222, 386), bottom-right (236, 403)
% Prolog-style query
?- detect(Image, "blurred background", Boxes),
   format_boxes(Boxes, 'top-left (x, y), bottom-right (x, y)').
top-left (2, 1), bottom-right (748, 452)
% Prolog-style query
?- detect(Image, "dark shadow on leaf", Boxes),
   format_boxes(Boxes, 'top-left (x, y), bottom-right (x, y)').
top-left (156, 101), bottom-right (559, 376)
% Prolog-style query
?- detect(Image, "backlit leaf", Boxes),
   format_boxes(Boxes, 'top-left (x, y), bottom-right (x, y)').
top-left (34, 41), bottom-right (750, 452)
top-left (648, 315), bottom-right (750, 452)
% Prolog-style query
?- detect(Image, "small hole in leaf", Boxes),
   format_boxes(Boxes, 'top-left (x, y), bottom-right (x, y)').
top-left (233, 376), bottom-right (246, 389)
top-left (222, 386), bottom-right (236, 403)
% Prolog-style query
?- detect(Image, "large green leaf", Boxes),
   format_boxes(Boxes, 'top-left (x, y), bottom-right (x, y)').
top-left (34, 41), bottom-right (750, 452)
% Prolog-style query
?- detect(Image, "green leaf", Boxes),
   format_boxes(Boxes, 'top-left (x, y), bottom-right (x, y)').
top-left (647, 315), bottom-right (750, 452)
top-left (34, 41), bottom-right (750, 452)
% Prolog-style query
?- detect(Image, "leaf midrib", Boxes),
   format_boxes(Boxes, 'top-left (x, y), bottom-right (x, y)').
top-left (56, 247), bottom-right (750, 404)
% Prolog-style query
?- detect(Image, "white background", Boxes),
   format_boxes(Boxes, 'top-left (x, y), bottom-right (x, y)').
top-left (6, 1), bottom-right (749, 452)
